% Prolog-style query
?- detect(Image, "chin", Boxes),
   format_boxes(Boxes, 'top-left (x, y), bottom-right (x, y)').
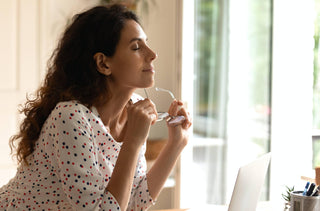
top-left (143, 80), bottom-right (155, 88)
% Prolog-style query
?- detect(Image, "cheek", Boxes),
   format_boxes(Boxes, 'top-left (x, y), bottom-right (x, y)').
top-left (114, 54), bottom-right (141, 70)
top-left (111, 58), bottom-right (141, 79)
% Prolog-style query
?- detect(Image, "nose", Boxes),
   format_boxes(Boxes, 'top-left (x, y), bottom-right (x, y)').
top-left (147, 47), bottom-right (157, 61)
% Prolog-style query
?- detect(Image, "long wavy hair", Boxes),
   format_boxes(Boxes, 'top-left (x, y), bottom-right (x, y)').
top-left (10, 4), bottom-right (140, 165)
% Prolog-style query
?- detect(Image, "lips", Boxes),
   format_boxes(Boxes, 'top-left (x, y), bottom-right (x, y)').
top-left (142, 67), bottom-right (155, 72)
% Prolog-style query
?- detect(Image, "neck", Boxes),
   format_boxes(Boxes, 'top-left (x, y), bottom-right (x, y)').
top-left (95, 88), bottom-right (135, 128)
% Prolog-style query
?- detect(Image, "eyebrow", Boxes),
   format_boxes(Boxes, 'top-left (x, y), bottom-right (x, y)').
top-left (129, 37), bottom-right (148, 43)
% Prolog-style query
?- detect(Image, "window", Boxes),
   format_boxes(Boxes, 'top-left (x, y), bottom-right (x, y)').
top-left (313, 0), bottom-right (320, 168)
top-left (181, 0), bottom-right (272, 206)
top-left (192, 0), bottom-right (229, 204)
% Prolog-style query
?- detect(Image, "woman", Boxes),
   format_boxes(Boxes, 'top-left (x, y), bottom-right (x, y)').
top-left (0, 3), bottom-right (191, 211)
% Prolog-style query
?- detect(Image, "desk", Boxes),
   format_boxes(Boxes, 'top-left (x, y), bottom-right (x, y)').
top-left (155, 201), bottom-right (275, 211)
top-left (155, 210), bottom-right (188, 211)
top-left (155, 206), bottom-right (225, 211)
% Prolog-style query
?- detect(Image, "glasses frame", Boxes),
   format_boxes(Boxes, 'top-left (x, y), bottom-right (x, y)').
top-left (144, 87), bottom-right (185, 126)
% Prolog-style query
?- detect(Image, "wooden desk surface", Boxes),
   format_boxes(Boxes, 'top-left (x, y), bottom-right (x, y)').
top-left (155, 210), bottom-right (189, 211)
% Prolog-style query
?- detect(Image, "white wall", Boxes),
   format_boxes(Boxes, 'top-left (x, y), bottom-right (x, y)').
top-left (0, 0), bottom-right (41, 185)
top-left (0, 0), bottom-right (179, 186)
top-left (137, 0), bottom-right (182, 140)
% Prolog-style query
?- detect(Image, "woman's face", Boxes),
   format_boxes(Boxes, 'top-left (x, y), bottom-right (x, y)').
top-left (107, 20), bottom-right (157, 90)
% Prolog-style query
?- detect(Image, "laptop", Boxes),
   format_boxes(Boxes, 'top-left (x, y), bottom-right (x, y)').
top-left (228, 153), bottom-right (271, 211)
top-left (186, 153), bottom-right (271, 211)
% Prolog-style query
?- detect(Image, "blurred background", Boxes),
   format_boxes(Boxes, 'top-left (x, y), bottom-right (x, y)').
top-left (0, 0), bottom-right (319, 210)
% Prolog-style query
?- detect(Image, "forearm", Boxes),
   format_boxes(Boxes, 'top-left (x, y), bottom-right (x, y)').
top-left (106, 142), bottom-right (141, 210)
top-left (146, 141), bottom-right (185, 200)
top-left (147, 99), bottom-right (191, 200)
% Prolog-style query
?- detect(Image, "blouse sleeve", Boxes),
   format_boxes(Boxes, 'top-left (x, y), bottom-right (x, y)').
top-left (48, 102), bottom-right (120, 211)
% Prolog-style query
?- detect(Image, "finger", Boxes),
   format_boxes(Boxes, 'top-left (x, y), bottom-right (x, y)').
top-left (150, 113), bottom-right (157, 125)
top-left (177, 100), bottom-right (184, 106)
top-left (131, 99), bottom-right (157, 113)
top-left (167, 105), bottom-right (188, 127)
top-left (139, 99), bottom-right (158, 124)
top-left (142, 99), bottom-right (157, 113)
top-left (187, 112), bottom-right (192, 126)
top-left (127, 99), bottom-right (157, 124)
top-left (174, 101), bottom-right (184, 116)
top-left (168, 100), bottom-right (179, 116)
top-left (132, 98), bottom-right (152, 107)
top-left (178, 107), bottom-right (192, 129)
top-left (144, 99), bottom-right (158, 123)
top-left (178, 108), bottom-right (188, 128)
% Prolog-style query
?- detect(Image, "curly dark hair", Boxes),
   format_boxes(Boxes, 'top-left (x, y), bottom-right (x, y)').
top-left (10, 4), bottom-right (140, 165)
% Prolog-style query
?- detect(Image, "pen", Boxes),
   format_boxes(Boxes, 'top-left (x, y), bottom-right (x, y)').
top-left (306, 183), bottom-right (316, 196)
top-left (302, 182), bottom-right (310, 196)
top-left (312, 186), bottom-right (320, 196)
top-left (312, 190), bottom-right (319, 196)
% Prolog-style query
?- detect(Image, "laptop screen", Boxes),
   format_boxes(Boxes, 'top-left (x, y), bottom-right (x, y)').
top-left (228, 153), bottom-right (271, 211)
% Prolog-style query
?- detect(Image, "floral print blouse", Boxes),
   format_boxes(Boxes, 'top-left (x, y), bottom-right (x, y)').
top-left (0, 94), bottom-right (154, 211)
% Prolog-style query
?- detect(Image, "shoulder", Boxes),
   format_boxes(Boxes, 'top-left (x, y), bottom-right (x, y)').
top-left (46, 101), bottom-right (103, 135)
top-left (50, 101), bottom-right (94, 119)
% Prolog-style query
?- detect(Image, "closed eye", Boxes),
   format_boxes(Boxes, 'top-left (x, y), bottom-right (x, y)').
top-left (132, 43), bottom-right (140, 50)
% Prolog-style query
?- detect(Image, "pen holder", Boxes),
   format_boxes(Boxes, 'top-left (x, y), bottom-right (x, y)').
top-left (290, 191), bottom-right (320, 211)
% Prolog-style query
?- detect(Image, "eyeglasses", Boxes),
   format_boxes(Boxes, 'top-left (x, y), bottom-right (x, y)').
top-left (144, 88), bottom-right (185, 126)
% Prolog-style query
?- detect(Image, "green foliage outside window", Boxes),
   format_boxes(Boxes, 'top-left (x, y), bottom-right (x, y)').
top-left (314, 1), bottom-right (320, 168)
top-left (314, 0), bottom-right (320, 129)
top-left (194, 0), bottom-right (220, 118)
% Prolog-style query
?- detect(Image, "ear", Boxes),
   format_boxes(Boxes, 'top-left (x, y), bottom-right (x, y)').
top-left (93, 52), bottom-right (112, 76)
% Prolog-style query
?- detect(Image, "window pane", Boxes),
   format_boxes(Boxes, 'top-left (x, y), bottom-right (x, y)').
top-left (313, 0), bottom-right (320, 129)
top-left (193, 0), bottom-right (228, 204)
top-left (313, 0), bottom-right (320, 168)
top-left (227, 0), bottom-right (272, 200)
top-left (193, 0), bottom-right (226, 138)
top-left (192, 0), bottom-right (272, 205)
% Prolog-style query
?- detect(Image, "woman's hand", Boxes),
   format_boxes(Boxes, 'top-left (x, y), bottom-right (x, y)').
top-left (123, 98), bottom-right (158, 148)
top-left (146, 100), bottom-right (191, 200)
top-left (166, 100), bottom-right (192, 150)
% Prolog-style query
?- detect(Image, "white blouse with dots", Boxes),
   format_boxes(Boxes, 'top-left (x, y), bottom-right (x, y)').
top-left (0, 94), bottom-right (154, 211)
